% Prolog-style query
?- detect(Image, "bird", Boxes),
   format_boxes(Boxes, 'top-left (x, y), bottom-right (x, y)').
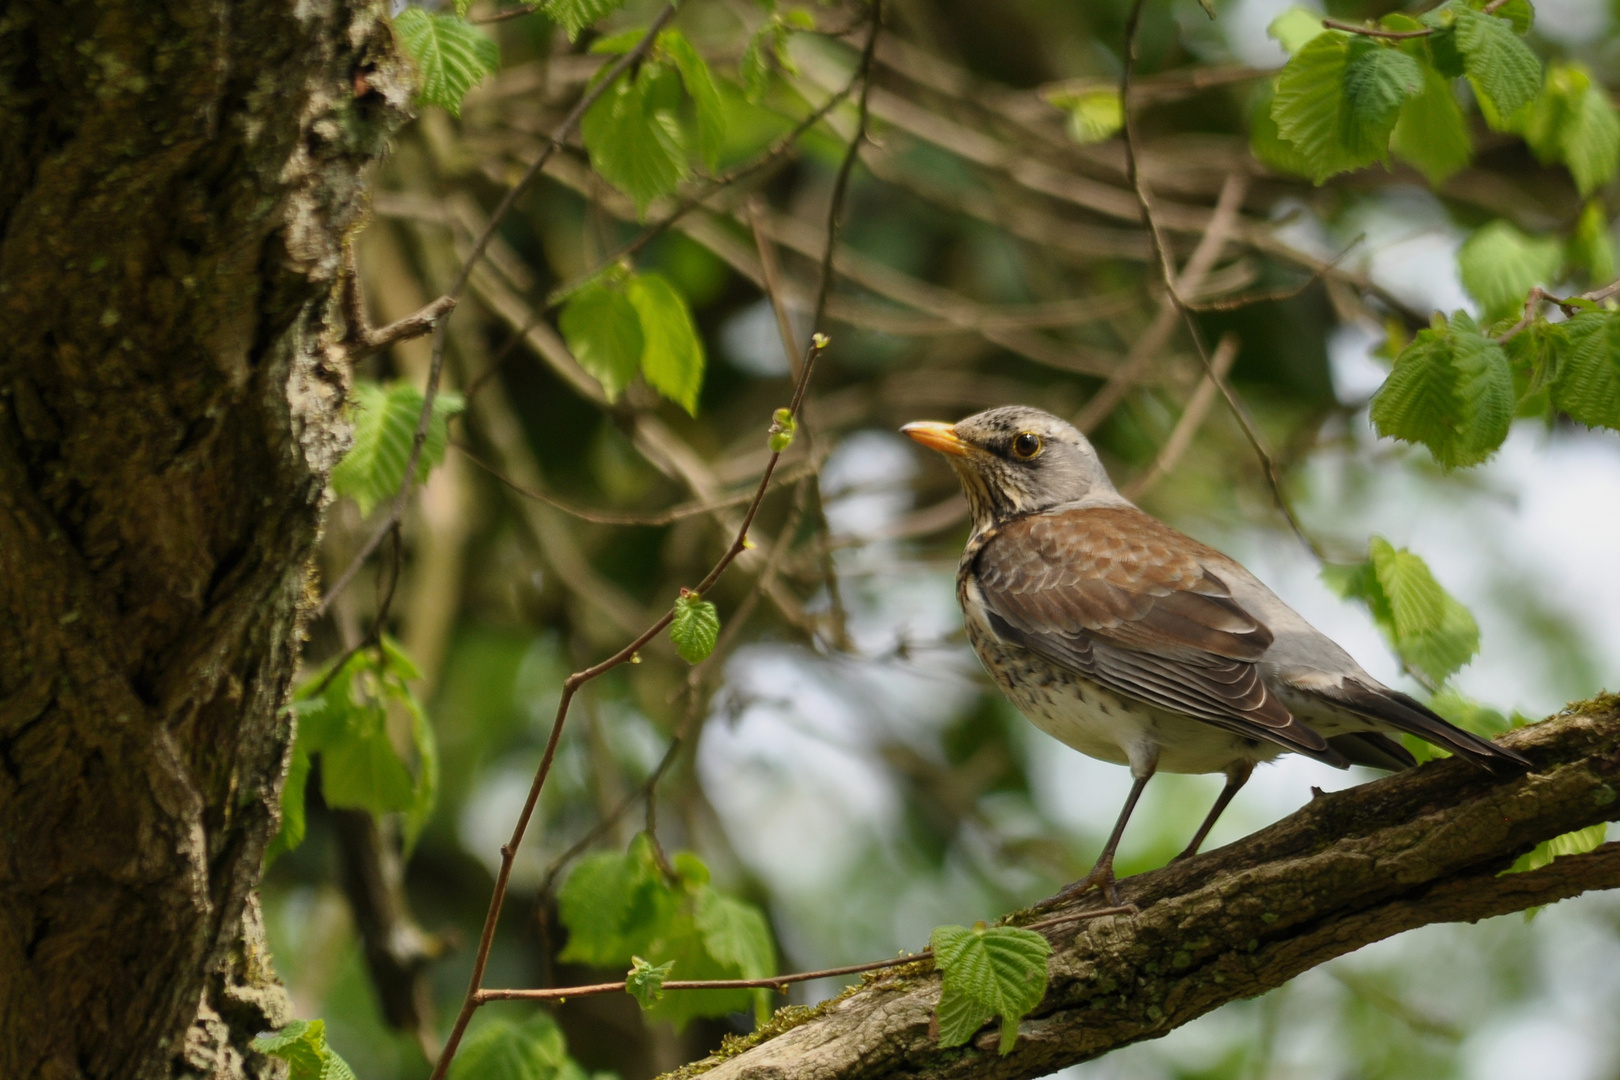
top-left (901, 405), bottom-right (1531, 904)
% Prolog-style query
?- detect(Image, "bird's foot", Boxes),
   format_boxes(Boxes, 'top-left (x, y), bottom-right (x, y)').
top-left (1050, 857), bottom-right (1124, 908)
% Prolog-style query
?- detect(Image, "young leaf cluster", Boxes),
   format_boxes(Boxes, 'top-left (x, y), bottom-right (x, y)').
top-left (268, 638), bottom-right (438, 866)
top-left (394, 7), bottom-right (500, 116)
top-left (558, 834), bottom-right (777, 1026)
top-left (740, 5), bottom-right (818, 103)
top-left (559, 268), bottom-right (706, 414)
top-left (330, 380), bottom-right (465, 515)
top-left (1322, 537), bottom-right (1480, 687)
top-left (251, 1019), bottom-right (358, 1080)
top-left (670, 591), bottom-right (721, 663)
top-left (928, 923), bottom-right (1052, 1055)
top-left (1260, 0), bottom-right (1620, 195)
top-left (580, 28), bottom-right (729, 214)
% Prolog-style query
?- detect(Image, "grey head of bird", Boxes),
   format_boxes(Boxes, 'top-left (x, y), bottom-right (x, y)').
top-left (901, 405), bottom-right (1122, 532)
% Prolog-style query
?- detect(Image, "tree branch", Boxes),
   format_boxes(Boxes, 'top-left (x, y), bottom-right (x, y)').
top-left (670, 700), bottom-right (1620, 1080)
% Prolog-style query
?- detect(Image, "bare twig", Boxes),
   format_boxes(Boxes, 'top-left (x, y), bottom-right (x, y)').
top-left (1119, 1), bottom-right (1323, 559)
top-left (340, 242), bottom-right (457, 360)
top-left (1122, 332), bottom-right (1240, 500)
top-left (1320, 17), bottom-right (1433, 39)
top-left (316, 3), bottom-right (680, 620)
top-left (1497, 277), bottom-right (1620, 343)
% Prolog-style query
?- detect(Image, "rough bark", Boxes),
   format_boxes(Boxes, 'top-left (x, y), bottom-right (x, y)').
top-left (0, 3), bottom-right (410, 1078)
top-left (682, 701), bottom-right (1620, 1080)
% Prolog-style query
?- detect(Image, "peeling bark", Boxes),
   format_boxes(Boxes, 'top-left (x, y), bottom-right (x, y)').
top-left (0, 3), bottom-right (409, 1078)
top-left (681, 703), bottom-right (1620, 1080)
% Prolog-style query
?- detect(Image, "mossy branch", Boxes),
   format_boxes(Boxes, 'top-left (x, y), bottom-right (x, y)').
top-left (669, 699), bottom-right (1620, 1080)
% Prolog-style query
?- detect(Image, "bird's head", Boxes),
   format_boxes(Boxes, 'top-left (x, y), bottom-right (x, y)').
top-left (901, 406), bottom-right (1121, 531)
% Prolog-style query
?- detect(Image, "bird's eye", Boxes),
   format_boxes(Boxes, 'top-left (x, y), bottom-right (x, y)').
top-left (1011, 432), bottom-right (1043, 459)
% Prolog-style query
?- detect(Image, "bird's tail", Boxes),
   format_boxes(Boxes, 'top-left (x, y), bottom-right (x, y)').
top-left (1338, 681), bottom-right (1532, 770)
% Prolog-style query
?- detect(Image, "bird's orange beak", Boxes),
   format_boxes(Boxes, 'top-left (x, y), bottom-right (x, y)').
top-left (900, 421), bottom-right (970, 457)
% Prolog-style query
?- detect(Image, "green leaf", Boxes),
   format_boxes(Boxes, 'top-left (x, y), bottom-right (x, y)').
top-left (1267, 7), bottom-right (1326, 55)
top-left (627, 956), bottom-right (676, 1008)
top-left (1549, 310), bottom-right (1620, 431)
top-left (695, 888), bottom-right (776, 979)
top-left (1457, 221), bottom-right (1562, 323)
top-left (557, 835), bottom-right (672, 966)
top-left (1522, 64), bottom-right (1620, 197)
top-left (1446, 4), bottom-right (1542, 121)
top-left (387, 656), bottom-right (438, 851)
top-left (322, 717), bottom-right (417, 816)
top-left (929, 924), bottom-right (1051, 1056)
top-left (1343, 39), bottom-right (1424, 133)
top-left (448, 1014), bottom-right (570, 1080)
top-left (1570, 200), bottom-right (1616, 286)
top-left (252, 1019), bottom-right (359, 1080)
top-left (581, 63), bottom-right (688, 214)
top-left (1046, 87), bottom-right (1122, 144)
top-left (330, 381), bottom-right (465, 516)
top-left (265, 739), bottom-right (311, 868)
top-left (669, 592), bottom-right (720, 663)
top-left (560, 282), bottom-right (645, 400)
top-left (1271, 34), bottom-right (1418, 183)
top-left (661, 30), bottom-right (726, 171)
top-left (1509, 823), bottom-right (1608, 881)
top-left (1391, 62), bottom-right (1472, 185)
top-left (1367, 537), bottom-right (1480, 683)
top-left (543, 0), bottom-right (630, 40)
top-left (1370, 311), bottom-right (1514, 468)
top-left (628, 272), bottom-right (706, 414)
top-left (1250, 81), bottom-right (1316, 180)
top-left (393, 8), bottom-right (499, 117)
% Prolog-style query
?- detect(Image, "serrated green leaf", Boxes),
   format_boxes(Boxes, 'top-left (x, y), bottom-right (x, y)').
top-left (1343, 39), bottom-right (1424, 129)
top-left (1271, 33), bottom-right (1416, 182)
top-left (1250, 81), bottom-right (1316, 179)
top-left (252, 1019), bottom-right (358, 1080)
top-left (1370, 311), bottom-right (1515, 468)
top-left (669, 593), bottom-right (720, 663)
top-left (1368, 537), bottom-right (1481, 683)
top-left (391, 665), bottom-right (438, 851)
top-left (627, 956), bottom-right (676, 1008)
top-left (1449, 5), bottom-right (1541, 120)
top-left (1570, 200), bottom-right (1616, 286)
top-left (1522, 64), bottom-right (1620, 197)
top-left (330, 381), bottom-right (466, 515)
top-left (628, 273), bottom-right (706, 414)
top-left (448, 1015), bottom-right (570, 1080)
top-left (695, 888), bottom-right (776, 979)
top-left (558, 846), bottom-right (661, 966)
top-left (1457, 221), bottom-right (1562, 322)
top-left (581, 63), bottom-right (688, 214)
top-left (543, 0), bottom-right (629, 41)
top-left (661, 30), bottom-right (726, 171)
top-left (929, 924), bottom-right (1051, 1056)
top-left (560, 282), bottom-right (644, 400)
top-left (1391, 62), bottom-right (1472, 185)
top-left (394, 8), bottom-right (499, 117)
top-left (1267, 7), bottom-right (1326, 55)
top-left (1489, 0), bottom-right (1535, 35)
top-left (1549, 310), bottom-right (1620, 430)
top-left (1509, 823), bottom-right (1607, 880)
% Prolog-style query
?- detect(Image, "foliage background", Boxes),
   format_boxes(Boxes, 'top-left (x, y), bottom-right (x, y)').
top-left (265, 0), bottom-right (1620, 1076)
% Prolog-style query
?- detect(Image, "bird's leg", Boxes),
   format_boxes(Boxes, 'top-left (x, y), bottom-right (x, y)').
top-left (1059, 764), bottom-right (1155, 907)
top-left (1173, 761), bottom-right (1253, 863)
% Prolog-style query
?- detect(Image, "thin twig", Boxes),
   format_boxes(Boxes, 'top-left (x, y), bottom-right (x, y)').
top-left (1497, 277), bottom-right (1620, 343)
top-left (1119, 0), bottom-right (1324, 560)
top-left (475, 954), bottom-right (930, 1003)
top-left (453, 439), bottom-right (816, 526)
top-left (316, 3), bottom-right (680, 621)
top-left (1320, 17), bottom-right (1432, 39)
top-left (1122, 332), bottom-right (1241, 501)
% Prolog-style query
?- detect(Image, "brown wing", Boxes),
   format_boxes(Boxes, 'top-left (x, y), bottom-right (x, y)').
top-left (973, 507), bottom-right (1337, 761)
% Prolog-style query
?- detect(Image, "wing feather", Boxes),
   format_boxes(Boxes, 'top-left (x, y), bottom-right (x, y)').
top-left (975, 507), bottom-right (1337, 760)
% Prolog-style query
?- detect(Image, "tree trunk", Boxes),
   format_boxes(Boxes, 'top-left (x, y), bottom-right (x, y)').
top-left (0, 3), bottom-right (409, 1077)
top-left (679, 702), bottom-right (1620, 1080)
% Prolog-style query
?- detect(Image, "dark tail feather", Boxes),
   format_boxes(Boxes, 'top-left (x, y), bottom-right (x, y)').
top-left (1340, 681), bottom-right (1532, 770)
top-left (1328, 731), bottom-right (1418, 772)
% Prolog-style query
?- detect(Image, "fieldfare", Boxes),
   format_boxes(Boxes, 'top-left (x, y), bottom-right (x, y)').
top-left (903, 406), bottom-right (1530, 904)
